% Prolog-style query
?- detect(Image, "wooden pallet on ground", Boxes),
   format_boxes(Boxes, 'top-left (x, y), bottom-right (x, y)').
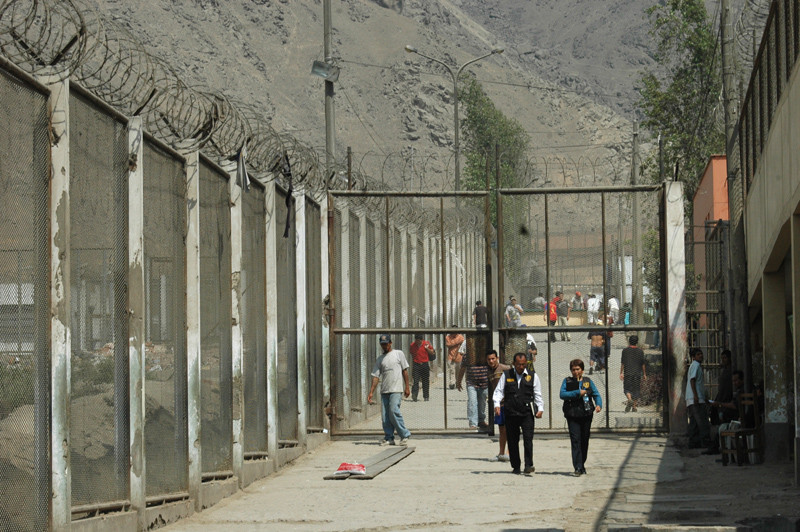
top-left (323, 445), bottom-right (415, 480)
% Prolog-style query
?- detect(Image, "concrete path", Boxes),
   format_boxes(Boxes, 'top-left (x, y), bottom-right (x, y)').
top-left (161, 433), bottom-right (691, 531)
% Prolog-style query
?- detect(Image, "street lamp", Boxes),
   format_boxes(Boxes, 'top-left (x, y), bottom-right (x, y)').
top-left (404, 45), bottom-right (503, 199)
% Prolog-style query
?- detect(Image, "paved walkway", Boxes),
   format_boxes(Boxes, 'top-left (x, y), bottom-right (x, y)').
top-left (161, 431), bottom-right (800, 531)
top-left (161, 430), bottom-right (793, 532)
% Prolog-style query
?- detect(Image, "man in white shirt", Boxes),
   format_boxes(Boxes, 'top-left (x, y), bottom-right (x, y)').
top-left (492, 352), bottom-right (544, 475)
top-left (586, 294), bottom-right (600, 325)
top-left (685, 347), bottom-right (711, 449)
top-left (607, 295), bottom-right (620, 324)
top-left (367, 334), bottom-right (411, 446)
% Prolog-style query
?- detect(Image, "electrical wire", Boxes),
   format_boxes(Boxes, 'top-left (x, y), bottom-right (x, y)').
top-left (337, 81), bottom-right (388, 156)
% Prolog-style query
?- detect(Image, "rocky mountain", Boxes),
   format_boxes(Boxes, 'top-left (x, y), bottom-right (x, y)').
top-left (89, 0), bottom-right (669, 188)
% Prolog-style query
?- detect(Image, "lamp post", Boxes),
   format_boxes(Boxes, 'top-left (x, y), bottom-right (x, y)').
top-left (404, 45), bottom-right (503, 200)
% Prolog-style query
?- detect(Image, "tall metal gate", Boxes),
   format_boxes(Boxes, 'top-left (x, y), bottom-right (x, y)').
top-left (328, 185), bottom-right (668, 434)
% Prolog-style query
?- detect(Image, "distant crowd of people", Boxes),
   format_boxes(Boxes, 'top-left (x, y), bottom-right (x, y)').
top-left (366, 322), bottom-right (656, 476)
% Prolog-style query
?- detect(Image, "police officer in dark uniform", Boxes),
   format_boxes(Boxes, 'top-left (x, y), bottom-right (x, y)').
top-left (492, 352), bottom-right (544, 474)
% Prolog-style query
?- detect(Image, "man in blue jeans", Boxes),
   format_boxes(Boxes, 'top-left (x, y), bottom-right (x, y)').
top-left (367, 334), bottom-right (411, 445)
top-left (456, 354), bottom-right (489, 430)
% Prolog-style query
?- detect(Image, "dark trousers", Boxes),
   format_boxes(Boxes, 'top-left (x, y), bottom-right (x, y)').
top-left (548, 319), bottom-right (557, 341)
top-left (687, 402), bottom-right (712, 448)
top-left (411, 362), bottom-right (430, 400)
top-left (505, 411), bottom-right (535, 470)
top-left (566, 416), bottom-right (593, 471)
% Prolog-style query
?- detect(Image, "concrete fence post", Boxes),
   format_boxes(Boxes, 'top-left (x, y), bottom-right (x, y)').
top-left (225, 163), bottom-right (244, 486)
top-left (664, 181), bottom-right (688, 435)
top-left (184, 151), bottom-right (202, 510)
top-left (44, 72), bottom-right (71, 532)
top-left (127, 116), bottom-right (146, 529)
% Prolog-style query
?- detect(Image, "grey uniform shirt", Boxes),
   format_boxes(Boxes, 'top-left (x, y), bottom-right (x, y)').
top-left (371, 349), bottom-right (409, 394)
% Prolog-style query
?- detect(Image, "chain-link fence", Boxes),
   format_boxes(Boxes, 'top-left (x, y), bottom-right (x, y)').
top-left (199, 161), bottom-right (233, 475)
top-left (243, 185), bottom-right (268, 455)
top-left (275, 187), bottom-right (298, 443)
top-left (143, 142), bottom-right (188, 497)
top-left (0, 68), bottom-right (50, 532)
top-left (497, 187), bottom-right (666, 431)
top-left (685, 221), bottom-right (730, 401)
top-left (329, 192), bottom-right (488, 432)
top-left (305, 199), bottom-right (324, 430)
top-left (69, 90), bottom-right (130, 508)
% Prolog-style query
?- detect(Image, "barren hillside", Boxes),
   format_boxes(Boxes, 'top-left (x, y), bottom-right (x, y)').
top-left (91, 0), bottom-right (664, 188)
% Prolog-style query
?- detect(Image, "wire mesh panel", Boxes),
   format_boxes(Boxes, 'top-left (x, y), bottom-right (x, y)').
top-left (199, 162), bottom-right (232, 473)
top-left (305, 199), bottom-right (323, 429)
top-left (68, 92), bottom-right (130, 507)
top-left (275, 187), bottom-right (298, 442)
top-left (143, 142), bottom-right (188, 496)
top-left (329, 193), bottom-right (489, 433)
top-left (0, 69), bottom-right (50, 532)
top-left (499, 188), bottom-right (665, 432)
top-left (242, 186), bottom-right (267, 453)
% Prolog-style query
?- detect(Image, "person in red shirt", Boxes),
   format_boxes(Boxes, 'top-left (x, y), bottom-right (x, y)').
top-left (409, 334), bottom-right (435, 401)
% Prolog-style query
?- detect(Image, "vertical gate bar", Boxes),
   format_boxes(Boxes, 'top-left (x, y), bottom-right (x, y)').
top-left (601, 192), bottom-right (610, 429)
top-left (359, 214), bottom-right (369, 425)
top-left (46, 74), bottom-right (71, 530)
top-left (185, 150), bottom-right (202, 510)
top-left (321, 190), bottom-right (331, 432)
top-left (127, 116), bottom-right (146, 529)
top-left (327, 192), bottom-right (337, 432)
top-left (385, 197), bottom-right (391, 325)
top-left (340, 205), bottom-right (351, 417)
top-left (440, 197), bottom-right (448, 427)
top-left (544, 194), bottom-right (552, 424)
top-left (496, 146), bottom-right (505, 341)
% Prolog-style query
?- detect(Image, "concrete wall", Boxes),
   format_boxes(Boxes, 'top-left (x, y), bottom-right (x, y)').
top-left (745, 63), bottom-right (800, 301)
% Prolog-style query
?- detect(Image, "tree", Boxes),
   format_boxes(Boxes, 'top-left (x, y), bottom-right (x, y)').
top-left (637, 0), bottom-right (725, 204)
top-left (459, 77), bottom-right (534, 294)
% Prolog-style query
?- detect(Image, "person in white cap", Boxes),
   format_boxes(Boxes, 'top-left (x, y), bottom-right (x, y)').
top-left (367, 334), bottom-right (411, 446)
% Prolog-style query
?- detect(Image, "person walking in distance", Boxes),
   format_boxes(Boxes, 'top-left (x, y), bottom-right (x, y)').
top-left (546, 293), bottom-right (559, 342)
top-left (409, 334), bottom-right (435, 402)
top-left (586, 293), bottom-right (600, 325)
top-left (456, 351), bottom-right (490, 431)
top-left (367, 334), bottom-right (411, 446)
top-left (560, 359), bottom-right (602, 476)
top-left (619, 335), bottom-right (647, 412)
top-left (486, 350), bottom-right (511, 462)
top-left (445, 327), bottom-right (465, 390)
top-left (492, 352), bottom-right (544, 475)
top-left (505, 297), bottom-right (524, 328)
top-left (556, 291), bottom-right (571, 341)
